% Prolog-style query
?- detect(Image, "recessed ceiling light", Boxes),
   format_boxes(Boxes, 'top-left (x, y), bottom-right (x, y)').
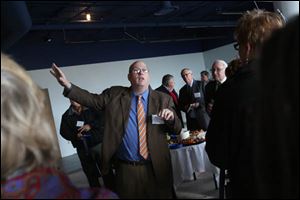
top-left (86, 13), bottom-right (91, 21)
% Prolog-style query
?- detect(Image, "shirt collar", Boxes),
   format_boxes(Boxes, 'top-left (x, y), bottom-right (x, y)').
top-left (187, 79), bottom-right (194, 87)
top-left (132, 89), bottom-right (149, 100)
top-left (220, 77), bottom-right (227, 84)
top-left (163, 85), bottom-right (172, 92)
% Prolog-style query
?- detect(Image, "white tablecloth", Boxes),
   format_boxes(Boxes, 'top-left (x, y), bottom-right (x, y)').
top-left (170, 142), bottom-right (219, 189)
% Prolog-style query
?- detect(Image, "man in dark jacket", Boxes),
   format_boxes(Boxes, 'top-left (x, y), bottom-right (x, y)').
top-left (60, 100), bottom-right (104, 188)
top-left (179, 68), bottom-right (210, 131)
top-left (204, 60), bottom-right (227, 116)
top-left (156, 74), bottom-right (184, 128)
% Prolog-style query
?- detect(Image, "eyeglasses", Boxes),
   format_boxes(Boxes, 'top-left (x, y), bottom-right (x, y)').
top-left (233, 43), bottom-right (239, 51)
top-left (131, 68), bottom-right (148, 74)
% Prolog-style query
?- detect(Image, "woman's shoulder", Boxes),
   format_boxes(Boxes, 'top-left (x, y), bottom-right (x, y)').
top-left (1, 167), bottom-right (118, 199)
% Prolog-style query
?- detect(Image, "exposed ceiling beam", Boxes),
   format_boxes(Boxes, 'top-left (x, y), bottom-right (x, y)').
top-left (31, 21), bottom-right (237, 30)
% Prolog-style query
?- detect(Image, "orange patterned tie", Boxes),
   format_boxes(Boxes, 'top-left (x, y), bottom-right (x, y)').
top-left (137, 95), bottom-right (149, 159)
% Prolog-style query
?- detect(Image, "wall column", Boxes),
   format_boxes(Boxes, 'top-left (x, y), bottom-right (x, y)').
top-left (273, 1), bottom-right (299, 22)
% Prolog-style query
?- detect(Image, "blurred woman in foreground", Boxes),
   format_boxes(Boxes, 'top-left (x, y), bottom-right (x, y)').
top-left (1, 53), bottom-right (118, 199)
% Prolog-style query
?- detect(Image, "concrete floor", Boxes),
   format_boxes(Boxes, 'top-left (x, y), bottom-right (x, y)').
top-left (60, 154), bottom-right (219, 199)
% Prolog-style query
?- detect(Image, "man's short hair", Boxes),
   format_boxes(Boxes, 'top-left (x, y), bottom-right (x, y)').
top-left (212, 60), bottom-right (228, 69)
top-left (201, 70), bottom-right (209, 76)
top-left (181, 68), bottom-right (192, 76)
top-left (162, 74), bottom-right (174, 86)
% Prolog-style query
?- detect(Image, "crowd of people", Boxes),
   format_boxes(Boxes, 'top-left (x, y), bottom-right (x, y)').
top-left (1, 8), bottom-right (298, 199)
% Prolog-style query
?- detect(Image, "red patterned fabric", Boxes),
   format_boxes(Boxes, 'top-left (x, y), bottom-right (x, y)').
top-left (1, 167), bottom-right (118, 199)
top-left (169, 90), bottom-right (179, 105)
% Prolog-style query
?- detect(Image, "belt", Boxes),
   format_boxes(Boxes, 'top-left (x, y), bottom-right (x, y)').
top-left (118, 159), bottom-right (151, 166)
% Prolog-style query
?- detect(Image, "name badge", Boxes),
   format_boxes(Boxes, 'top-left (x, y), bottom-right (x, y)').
top-left (76, 121), bottom-right (84, 127)
top-left (152, 115), bottom-right (165, 124)
top-left (194, 92), bottom-right (201, 98)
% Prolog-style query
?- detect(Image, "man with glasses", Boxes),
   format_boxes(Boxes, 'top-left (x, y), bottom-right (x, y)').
top-left (179, 68), bottom-right (210, 131)
top-left (204, 60), bottom-right (228, 115)
top-left (50, 60), bottom-right (182, 198)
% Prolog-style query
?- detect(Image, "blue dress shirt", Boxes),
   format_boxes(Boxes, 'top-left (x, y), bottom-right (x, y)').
top-left (116, 89), bottom-right (149, 161)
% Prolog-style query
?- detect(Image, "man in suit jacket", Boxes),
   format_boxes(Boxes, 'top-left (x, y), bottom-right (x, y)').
top-left (200, 70), bottom-right (210, 94)
top-left (155, 74), bottom-right (184, 128)
top-left (205, 60), bottom-right (228, 115)
top-left (50, 61), bottom-right (182, 199)
top-left (179, 68), bottom-right (210, 131)
top-left (60, 100), bottom-right (104, 188)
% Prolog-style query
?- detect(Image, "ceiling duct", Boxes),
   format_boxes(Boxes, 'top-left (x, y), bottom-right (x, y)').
top-left (154, 1), bottom-right (179, 16)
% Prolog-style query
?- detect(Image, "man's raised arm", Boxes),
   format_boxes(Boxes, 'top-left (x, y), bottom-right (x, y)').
top-left (50, 63), bottom-right (71, 89)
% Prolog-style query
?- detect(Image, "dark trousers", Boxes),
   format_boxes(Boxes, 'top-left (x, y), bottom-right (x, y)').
top-left (77, 144), bottom-right (102, 187)
top-left (77, 143), bottom-right (116, 190)
top-left (114, 161), bottom-right (172, 199)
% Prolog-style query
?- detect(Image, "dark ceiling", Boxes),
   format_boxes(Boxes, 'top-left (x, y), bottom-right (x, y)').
top-left (26, 1), bottom-right (274, 44)
top-left (2, 1), bottom-right (275, 70)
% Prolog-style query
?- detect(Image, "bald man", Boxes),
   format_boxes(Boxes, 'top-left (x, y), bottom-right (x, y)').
top-left (50, 60), bottom-right (182, 198)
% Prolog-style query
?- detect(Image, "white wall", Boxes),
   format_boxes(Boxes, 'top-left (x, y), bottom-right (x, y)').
top-left (202, 43), bottom-right (236, 70)
top-left (273, 1), bottom-right (299, 22)
top-left (28, 52), bottom-right (207, 157)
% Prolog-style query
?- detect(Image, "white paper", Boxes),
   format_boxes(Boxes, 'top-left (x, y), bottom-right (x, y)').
top-left (152, 115), bottom-right (165, 124)
top-left (194, 92), bottom-right (201, 98)
top-left (76, 121), bottom-right (84, 127)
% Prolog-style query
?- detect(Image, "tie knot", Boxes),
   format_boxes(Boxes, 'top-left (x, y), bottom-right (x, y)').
top-left (137, 95), bottom-right (142, 101)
